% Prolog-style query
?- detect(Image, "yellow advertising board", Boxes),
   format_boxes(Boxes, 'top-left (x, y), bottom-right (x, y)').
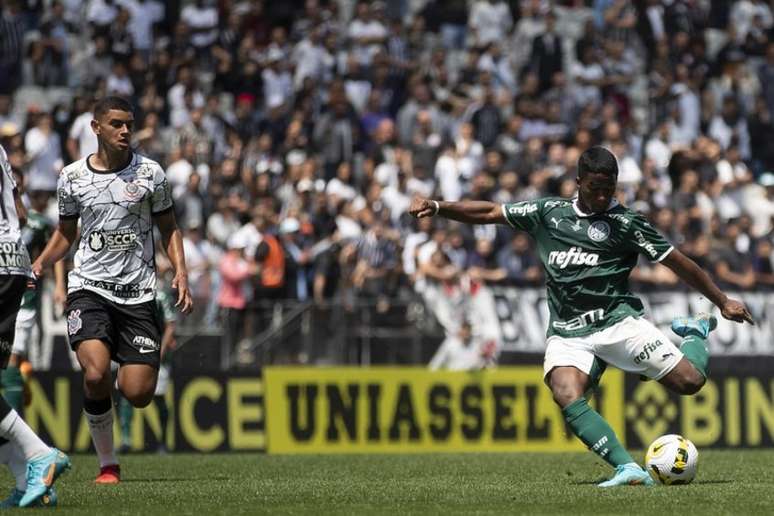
top-left (264, 367), bottom-right (624, 454)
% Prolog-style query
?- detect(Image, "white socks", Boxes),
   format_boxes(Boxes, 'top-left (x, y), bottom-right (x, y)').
top-left (0, 442), bottom-right (26, 490)
top-left (85, 409), bottom-right (118, 468)
top-left (0, 411), bottom-right (50, 462)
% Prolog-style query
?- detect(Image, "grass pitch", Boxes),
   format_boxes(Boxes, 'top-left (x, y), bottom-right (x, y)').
top-left (2, 451), bottom-right (773, 514)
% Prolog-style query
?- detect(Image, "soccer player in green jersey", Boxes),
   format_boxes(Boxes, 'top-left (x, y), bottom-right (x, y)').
top-left (409, 146), bottom-right (754, 487)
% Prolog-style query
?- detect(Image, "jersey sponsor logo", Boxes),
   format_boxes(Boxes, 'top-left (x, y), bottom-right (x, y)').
top-left (544, 200), bottom-right (569, 208)
top-left (507, 203), bottom-right (538, 216)
top-left (66, 169), bottom-right (85, 181)
top-left (633, 339), bottom-right (664, 365)
top-left (551, 309), bottom-right (604, 331)
top-left (87, 228), bottom-right (138, 252)
top-left (587, 221), bottom-right (611, 242)
top-left (570, 220), bottom-right (582, 232)
top-left (67, 309), bottom-right (82, 335)
top-left (607, 213), bottom-right (630, 225)
top-left (634, 230), bottom-right (659, 259)
top-left (547, 246), bottom-right (599, 269)
top-left (133, 336), bottom-right (159, 354)
top-left (82, 278), bottom-right (144, 298)
top-left (0, 242), bottom-right (29, 268)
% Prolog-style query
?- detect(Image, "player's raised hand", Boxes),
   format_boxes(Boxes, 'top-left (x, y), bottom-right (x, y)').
top-left (409, 197), bottom-right (439, 219)
top-left (720, 298), bottom-right (754, 324)
top-left (172, 272), bottom-right (193, 314)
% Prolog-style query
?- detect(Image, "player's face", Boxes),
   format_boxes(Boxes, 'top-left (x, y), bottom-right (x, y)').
top-left (92, 109), bottom-right (134, 152)
top-left (577, 172), bottom-right (616, 213)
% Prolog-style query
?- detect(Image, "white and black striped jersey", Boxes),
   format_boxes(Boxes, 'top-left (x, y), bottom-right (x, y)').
top-left (0, 144), bottom-right (32, 277)
top-left (58, 153), bottom-right (173, 304)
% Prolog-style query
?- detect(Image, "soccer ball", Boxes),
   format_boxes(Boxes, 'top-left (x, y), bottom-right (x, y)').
top-left (645, 434), bottom-right (699, 485)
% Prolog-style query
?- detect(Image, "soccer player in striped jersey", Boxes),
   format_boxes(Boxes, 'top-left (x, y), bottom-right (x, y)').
top-left (0, 143), bottom-right (70, 507)
top-left (33, 96), bottom-right (192, 484)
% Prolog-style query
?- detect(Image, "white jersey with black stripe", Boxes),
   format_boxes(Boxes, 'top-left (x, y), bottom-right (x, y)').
top-left (59, 152), bottom-right (173, 304)
top-left (0, 144), bottom-right (32, 277)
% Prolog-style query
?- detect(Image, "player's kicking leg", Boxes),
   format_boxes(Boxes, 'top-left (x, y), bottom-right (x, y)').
top-left (671, 313), bottom-right (717, 377)
top-left (655, 312), bottom-right (718, 396)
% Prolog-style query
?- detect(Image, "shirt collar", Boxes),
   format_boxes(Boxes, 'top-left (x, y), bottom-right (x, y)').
top-left (572, 197), bottom-right (619, 218)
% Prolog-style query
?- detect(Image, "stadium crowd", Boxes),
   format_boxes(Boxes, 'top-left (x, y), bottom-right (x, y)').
top-left (1, 0), bottom-right (774, 347)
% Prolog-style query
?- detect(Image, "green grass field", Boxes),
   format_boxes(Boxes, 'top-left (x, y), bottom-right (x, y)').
top-left (3, 451), bottom-right (773, 514)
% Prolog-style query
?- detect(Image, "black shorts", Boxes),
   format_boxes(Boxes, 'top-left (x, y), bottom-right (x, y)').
top-left (65, 289), bottom-right (162, 368)
top-left (0, 275), bottom-right (27, 368)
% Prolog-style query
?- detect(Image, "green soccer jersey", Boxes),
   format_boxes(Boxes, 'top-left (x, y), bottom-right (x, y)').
top-left (20, 209), bottom-right (53, 309)
top-left (502, 197), bottom-right (674, 338)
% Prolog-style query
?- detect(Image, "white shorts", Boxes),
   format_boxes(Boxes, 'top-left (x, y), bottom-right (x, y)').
top-left (12, 307), bottom-right (37, 356)
top-left (543, 316), bottom-right (683, 381)
top-left (154, 364), bottom-right (170, 396)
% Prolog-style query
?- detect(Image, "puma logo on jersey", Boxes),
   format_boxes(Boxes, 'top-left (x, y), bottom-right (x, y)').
top-left (550, 217), bottom-right (562, 228)
top-left (547, 246), bottom-right (599, 269)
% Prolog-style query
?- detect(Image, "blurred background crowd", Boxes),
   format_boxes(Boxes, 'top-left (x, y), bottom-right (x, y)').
top-left (2, 0), bottom-right (774, 365)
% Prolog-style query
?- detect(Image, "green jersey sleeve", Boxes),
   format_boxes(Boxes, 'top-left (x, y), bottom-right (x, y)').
top-left (627, 213), bottom-right (674, 262)
top-left (501, 200), bottom-right (543, 234)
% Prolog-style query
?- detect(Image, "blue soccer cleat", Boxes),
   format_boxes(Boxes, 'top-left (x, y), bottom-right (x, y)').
top-left (0, 487), bottom-right (23, 508)
top-left (671, 313), bottom-right (718, 339)
top-left (19, 449), bottom-right (70, 507)
top-left (0, 486), bottom-right (57, 508)
top-left (34, 487), bottom-right (58, 507)
top-left (598, 463), bottom-right (655, 487)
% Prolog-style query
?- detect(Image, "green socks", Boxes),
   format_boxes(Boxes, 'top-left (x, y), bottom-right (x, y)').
top-left (562, 397), bottom-right (633, 467)
top-left (118, 396), bottom-right (133, 448)
top-left (1, 366), bottom-right (23, 412)
top-left (680, 335), bottom-right (709, 379)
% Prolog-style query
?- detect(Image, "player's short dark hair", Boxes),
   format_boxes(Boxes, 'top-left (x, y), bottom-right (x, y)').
top-left (578, 146), bottom-right (618, 178)
top-left (93, 96), bottom-right (133, 119)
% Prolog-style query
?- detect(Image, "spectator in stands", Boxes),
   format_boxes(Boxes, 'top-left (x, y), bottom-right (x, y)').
top-left (24, 111), bottom-right (61, 194)
top-left (429, 320), bottom-right (496, 371)
top-left (0, 1), bottom-right (25, 95)
top-left (712, 220), bottom-right (756, 289)
top-left (497, 232), bottom-right (542, 285)
top-left (217, 234), bottom-right (258, 369)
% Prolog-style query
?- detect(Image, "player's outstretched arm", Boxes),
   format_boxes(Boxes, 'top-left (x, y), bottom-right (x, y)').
top-left (32, 219), bottom-right (78, 278)
top-left (154, 209), bottom-right (193, 314)
top-left (661, 248), bottom-right (754, 324)
top-left (408, 197), bottom-right (506, 225)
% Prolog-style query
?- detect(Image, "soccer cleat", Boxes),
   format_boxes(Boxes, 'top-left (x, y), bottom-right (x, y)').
top-left (0, 486), bottom-right (58, 508)
top-left (95, 464), bottom-right (121, 484)
top-left (0, 487), bottom-right (23, 508)
top-left (35, 487), bottom-right (58, 507)
top-left (18, 449), bottom-right (71, 507)
top-left (598, 463), bottom-right (655, 487)
top-left (671, 313), bottom-right (718, 339)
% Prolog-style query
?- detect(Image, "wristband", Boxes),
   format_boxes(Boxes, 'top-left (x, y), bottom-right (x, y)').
top-left (431, 200), bottom-right (440, 216)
